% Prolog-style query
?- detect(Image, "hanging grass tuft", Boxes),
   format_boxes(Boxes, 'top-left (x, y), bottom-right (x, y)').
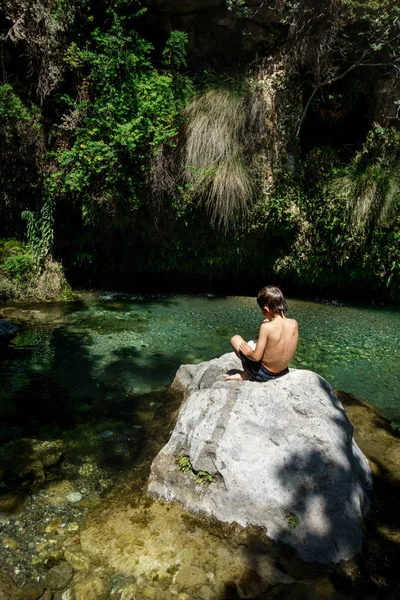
top-left (333, 161), bottom-right (400, 231)
top-left (180, 87), bottom-right (263, 229)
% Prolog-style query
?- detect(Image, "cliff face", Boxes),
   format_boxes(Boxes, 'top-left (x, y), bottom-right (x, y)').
top-left (143, 0), bottom-right (285, 65)
top-left (142, 0), bottom-right (397, 132)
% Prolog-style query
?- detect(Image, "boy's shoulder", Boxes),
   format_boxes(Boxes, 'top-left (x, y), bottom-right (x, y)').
top-left (260, 317), bottom-right (298, 328)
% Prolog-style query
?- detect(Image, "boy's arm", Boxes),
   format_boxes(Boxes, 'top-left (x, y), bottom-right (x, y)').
top-left (239, 324), bottom-right (269, 362)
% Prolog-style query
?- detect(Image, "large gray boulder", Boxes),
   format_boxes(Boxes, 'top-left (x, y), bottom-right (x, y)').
top-left (148, 353), bottom-right (372, 564)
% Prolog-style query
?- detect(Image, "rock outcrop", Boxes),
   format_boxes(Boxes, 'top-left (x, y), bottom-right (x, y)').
top-left (148, 353), bottom-right (372, 564)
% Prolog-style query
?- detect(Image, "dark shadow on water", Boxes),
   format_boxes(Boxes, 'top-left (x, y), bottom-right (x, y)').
top-left (0, 320), bottom-right (201, 503)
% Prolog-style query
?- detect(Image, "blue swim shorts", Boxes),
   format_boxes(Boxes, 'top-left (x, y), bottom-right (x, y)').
top-left (239, 351), bottom-right (289, 382)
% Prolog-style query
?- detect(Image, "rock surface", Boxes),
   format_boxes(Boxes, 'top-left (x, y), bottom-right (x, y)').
top-left (0, 438), bottom-right (65, 489)
top-left (148, 353), bottom-right (372, 564)
top-left (0, 573), bottom-right (43, 600)
top-left (0, 320), bottom-right (18, 342)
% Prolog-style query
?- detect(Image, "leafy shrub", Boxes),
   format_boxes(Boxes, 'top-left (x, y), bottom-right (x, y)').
top-left (54, 8), bottom-right (193, 216)
top-left (0, 239), bottom-right (35, 283)
top-left (0, 239), bottom-right (72, 302)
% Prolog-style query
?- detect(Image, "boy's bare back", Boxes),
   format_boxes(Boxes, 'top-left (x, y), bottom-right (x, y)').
top-left (259, 316), bottom-right (298, 373)
top-left (226, 285), bottom-right (298, 382)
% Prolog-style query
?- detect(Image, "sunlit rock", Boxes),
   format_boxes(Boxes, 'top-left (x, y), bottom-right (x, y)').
top-left (73, 575), bottom-right (105, 600)
top-left (148, 353), bottom-right (372, 564)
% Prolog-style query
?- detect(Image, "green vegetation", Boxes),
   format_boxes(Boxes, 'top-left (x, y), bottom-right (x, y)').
top-left (176, 456), bottom-right (216, 485)
top-left (176, 455), bottom-right (192, 474)
top-left (0, 239), bottom-right (73, 302)
top-left (288, 513), bottom-right (299, 529)
top-left (195, 471), bottom-right (216, 485)
top-left (0, 0), bottom-right (399, 302)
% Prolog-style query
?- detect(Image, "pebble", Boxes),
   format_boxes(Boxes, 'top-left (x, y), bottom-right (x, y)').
top-left (174, 566), bottom-right (207, 590)
top-left (143, 586), bottom-right (156, 599)
top-left (3, 537), bottom-right (20, 549)
top-left (44, 563), bottom-right (73, 590)
top-left (99, 430), bottom-right (114, 438)
top-left (36, 541), bottom-right (49, 552)
top-left (65, 522), bottom-right (80, 534)
top-left (64, 549), bottom-right (91, 571)
top-left (119, 583), bottom-right (137, 600)
top-left (45, 518), bottom-right (62, 533)
top-left (198, 585), bottom-right (215, 600)
top-left (74, 575), bottom-right (105, 600)
top-left (66, 492), bottom-right (83, 503)
top-left (0, 492), bottom-right (23, 513)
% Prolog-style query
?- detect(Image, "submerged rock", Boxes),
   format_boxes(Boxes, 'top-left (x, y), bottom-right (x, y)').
top-left (0, 573), bottom-right (43, 600)
top-left (148, 353), bottom-right (372, 564)
top-left (0, 439), bottom-right (65, 489)
top-left (44, 563), bottom-right (73, 590)
top-left (73, 575), bottom-right (105, 600)
top-left (66, 492), bottom-right (83, 504)
top-left (0, 320), bottom-right (18, 343)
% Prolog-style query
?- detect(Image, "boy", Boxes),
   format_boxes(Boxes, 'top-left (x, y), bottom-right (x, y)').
top-left (226, 285), bottom-right (298, 382)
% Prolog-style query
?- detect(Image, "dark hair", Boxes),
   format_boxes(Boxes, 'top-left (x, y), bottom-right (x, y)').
top-left (257, 285), bottom-right (288, 315)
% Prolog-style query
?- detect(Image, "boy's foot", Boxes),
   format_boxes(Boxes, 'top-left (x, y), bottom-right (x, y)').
top-left (224, 371), bottom-right (253, 381)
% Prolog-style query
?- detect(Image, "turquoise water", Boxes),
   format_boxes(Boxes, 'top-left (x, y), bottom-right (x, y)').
top-left (2, 293), bottom-right (400, 437)
top-left (1, 293), bottom-right (399, 596)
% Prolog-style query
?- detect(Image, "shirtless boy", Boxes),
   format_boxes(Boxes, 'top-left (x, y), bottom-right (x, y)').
top-left (226, 285), bottom-right (298, 382)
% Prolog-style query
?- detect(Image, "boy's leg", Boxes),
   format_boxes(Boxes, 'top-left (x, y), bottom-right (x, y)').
top-left (229, 335), bottom-right (246, 358)
top-left (225, 335), bottom-right (253, 381)
top-left (225, 370), bottom-right (253, 381)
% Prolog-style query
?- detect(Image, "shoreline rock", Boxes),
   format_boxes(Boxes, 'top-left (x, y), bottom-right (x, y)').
top-left (149, 352), bottom-right (372, 564)
top-left (0, 320), bottom-right (18, 343)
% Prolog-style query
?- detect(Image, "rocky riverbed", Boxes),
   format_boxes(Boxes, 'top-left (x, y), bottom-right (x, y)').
top-left (0, 385), bottom-right (399, 600)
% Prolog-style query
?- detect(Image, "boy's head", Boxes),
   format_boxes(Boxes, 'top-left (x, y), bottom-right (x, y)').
top-left (257, 285), bottom-right (288, 316)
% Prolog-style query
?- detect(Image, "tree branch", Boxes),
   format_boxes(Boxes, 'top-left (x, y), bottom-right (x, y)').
top-left (3, 12), bottom-right (26, 42)
top-left (294, 51), bottom-right (400, 137)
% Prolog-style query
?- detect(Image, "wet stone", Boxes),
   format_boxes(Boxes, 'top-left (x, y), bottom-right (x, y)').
top-left (174, 566), bottom-right (207, 590)
top-left (66, 493), bottom-right (83, 504)
top-left (0, 573), bottom-right (44, 600)
top-left (143, 586), bottom-right (156, 599)
top-left (42, 548), bottom-right (66, 569)
top-left (3, 537), bottom-right (20, 549)
top-left (73, 576), bottom-right (105, 600)
top-left (45, 564), bottom-right (73, 590)
top-left (0, 492), bottom-right (24, 514)
top-left (198, 586), bottom-right (216, 600)
top-left (235, 570), bottom-right (270, 599)
top-left (45, 518), bottom-right (62, 533)
top-left (36, 541), bottom-right (49, 552)
top-left (118, 583), bottom-right (137, 600)
top-left (64, 549), bottom-right (90, 571)
top-left (65, 522), bottom-right (80, 534)
top-left (45, 481), bottom-right (76, 506)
